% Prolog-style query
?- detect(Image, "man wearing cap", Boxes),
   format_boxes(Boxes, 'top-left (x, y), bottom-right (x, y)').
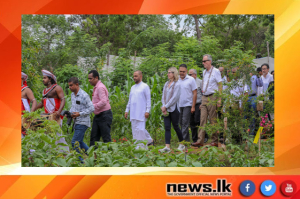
top-left (21, 72), bottom-right (37, 138)
top-left (192, 54), bottom-right (223, 147)
top-left (34, 69), bottom-right (69, 152)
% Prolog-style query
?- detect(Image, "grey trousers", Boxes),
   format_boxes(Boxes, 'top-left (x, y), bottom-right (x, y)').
top-left (179, 106), bottom-right (191, 142)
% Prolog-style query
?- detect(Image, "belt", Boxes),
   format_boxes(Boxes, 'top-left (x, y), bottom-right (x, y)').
top-left (249, 93), bottom-right (256, 97)
top-left (203, 93), bottom-right (214, 97)
top-left (95, 109), bottom-right (111, 117)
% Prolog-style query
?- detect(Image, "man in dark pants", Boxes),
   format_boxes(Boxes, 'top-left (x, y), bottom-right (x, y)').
top-left (178, 64), bottom-right (197, 142)
top-left (88, 70), bottom-right (113, 146)
top-left (188, 69), bottom-right (204, 143)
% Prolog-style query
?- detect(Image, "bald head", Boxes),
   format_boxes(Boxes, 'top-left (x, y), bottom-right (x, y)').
top-left (135, 70), bottom-right (142, 76)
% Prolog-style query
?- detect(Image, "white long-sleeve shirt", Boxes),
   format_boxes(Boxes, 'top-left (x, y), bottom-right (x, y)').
top-left (125, 81), bottom-right (151, 122)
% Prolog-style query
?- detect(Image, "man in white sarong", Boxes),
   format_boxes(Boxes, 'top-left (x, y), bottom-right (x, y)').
top-left (34, 70), bottom-right (69, 152)
top-left (21, 72), bottom-right (37, 138)
top-left (125, 70), bottom-right (153, 149)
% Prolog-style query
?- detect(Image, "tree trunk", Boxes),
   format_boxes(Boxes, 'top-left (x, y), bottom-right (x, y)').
top-left (192, 15), bottom-right (201, 43)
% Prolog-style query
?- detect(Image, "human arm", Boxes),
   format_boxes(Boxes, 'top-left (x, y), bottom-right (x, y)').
top-left (26, 88), bottom-right (37, 112)
top-left (93, 87), bottom-right (108, 110)
top-left (191, 89), bottom-right (197, 113)
top-left (125, 88), bottom-right (132, 119)
top-left (34, 99), bottom-right (44, 111)
top-left (75, 93), bottom-right (95, 118)
top-left (54, 86), bottom-right (65, 119)
top-left (161, 82), bottom-right (167, 113)
top-left (164, 82), bottom-right (181, 110)
top-left (216, 70), bottom-right (223, 107)
top-left (144, 85), bottom-right (151, 118)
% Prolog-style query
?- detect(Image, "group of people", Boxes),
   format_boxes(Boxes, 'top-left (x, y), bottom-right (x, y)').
top-left (21, 53), bottom-right (274, 157)
top-left (22, 69), bottom-right (113, 160)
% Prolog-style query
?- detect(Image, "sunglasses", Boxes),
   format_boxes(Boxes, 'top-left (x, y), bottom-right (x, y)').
top-left (188, 74), bottom-right (193, 76)
top-left (167, 72), bottom-right (174, 74)
top-left (202, 60), bottom-right (210, 63)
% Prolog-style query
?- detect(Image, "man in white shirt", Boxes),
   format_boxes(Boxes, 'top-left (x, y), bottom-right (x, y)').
top-left (261, 63), bottom-right (274, 94)
top-left (192, 54), bottom-right (222, 147)
top-left (178, 64), bottom-right (197, 142)
top-left (125, 70), bottom-right (153, 149)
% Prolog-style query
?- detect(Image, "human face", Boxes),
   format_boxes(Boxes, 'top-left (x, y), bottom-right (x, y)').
top-left (133, 72), bottom-right (142, 84)
top-left (179, 67), bottom-right (187, 79)
top-left (219, 67), bottom-right (224, 75)
top-left (202, 56), bottom-right (211, 69)
top-left (167, 70), bottom-right (174, 80)
top-left (188, 70), bottom-right (197, 79)
top-left (88, 73), bottom-right (98, 86)
top-left (43, 76), bottom-right (50, 86)
top-left (68, 82), bottom-right (79, 93)
top-left (261, 65), bottom-right (269, 76)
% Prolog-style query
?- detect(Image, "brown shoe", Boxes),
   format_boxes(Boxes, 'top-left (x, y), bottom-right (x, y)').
top-left (191, 142), bottom-right (203, 147)
top-left (210, 142), bottom-right (218, 147)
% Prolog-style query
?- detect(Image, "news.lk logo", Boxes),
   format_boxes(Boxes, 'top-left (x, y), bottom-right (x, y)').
top-left (260, 180), bottom-right (276, 196)
top-left (239, 180), bottom-right (255, 196)
top-left (280, 180), bottom-right (297, 197)
top-left (166, 179), bottom-right (232, 197)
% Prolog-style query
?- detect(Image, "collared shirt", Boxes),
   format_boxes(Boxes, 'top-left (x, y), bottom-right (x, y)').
top-left (247, 75), bottom-right (263, 95)
top-left (161, 81), bottom-right (181, 112)
top-left (70, 88), bottom-right (95, 127)
top-left (125, 81), bottom-right (151, 122)
top-left (261, 73), bottom-right (274, 93)
top-left (202, 66), bottom-right (222, 95)
top-left (195, 78), bottom-right (202, 104)
top-left (230, 80), bottom-right (248, 97)
top-left (92, 80), bottom-right (111, 115)
top-left (227, 79), bottom-right (248, 109)
top-left (178, 75), bottom-right (197, 107)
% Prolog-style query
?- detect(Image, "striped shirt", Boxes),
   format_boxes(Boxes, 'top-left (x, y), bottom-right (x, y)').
top-left (70, 88), bottom-right (95, 127)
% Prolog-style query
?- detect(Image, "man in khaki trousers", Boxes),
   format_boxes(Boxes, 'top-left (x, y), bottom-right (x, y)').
top-left (191, 54), bottom-right (222, 147)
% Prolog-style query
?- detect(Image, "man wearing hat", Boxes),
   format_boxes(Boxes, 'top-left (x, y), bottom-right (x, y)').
top-left (34, 70), bottom-right (69, 152)
top-left (21, 72), bottom-right (37, 138)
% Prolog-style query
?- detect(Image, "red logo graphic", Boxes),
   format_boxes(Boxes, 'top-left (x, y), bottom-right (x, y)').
top-left (280, 180), bottom-right (297, 197)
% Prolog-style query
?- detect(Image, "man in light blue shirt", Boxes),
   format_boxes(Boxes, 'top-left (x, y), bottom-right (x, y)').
top-left (178, 64), bottom-right (197, 142)
top-left (68, 77), bottom-right (95, 161)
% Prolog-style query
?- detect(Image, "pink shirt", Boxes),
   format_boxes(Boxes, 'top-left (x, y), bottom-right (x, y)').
top-left (92, 80), bottom-right (111, 115)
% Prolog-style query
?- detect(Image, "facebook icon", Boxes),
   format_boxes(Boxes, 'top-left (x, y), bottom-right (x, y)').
top-left (240, 180), bottom-right (256, 196)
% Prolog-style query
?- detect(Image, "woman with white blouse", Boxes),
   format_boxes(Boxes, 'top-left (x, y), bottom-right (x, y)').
top-left (159, 67), bottom-right (185, 153)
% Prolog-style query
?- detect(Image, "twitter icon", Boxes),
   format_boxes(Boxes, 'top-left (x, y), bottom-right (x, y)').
top-left (260, 180), bottom-right (276, 196)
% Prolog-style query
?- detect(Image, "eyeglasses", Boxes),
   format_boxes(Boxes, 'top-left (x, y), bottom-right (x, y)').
top-left (167, 72), bottom-right (174, 74)
top-left (202, 60), bottom-right (210, 63)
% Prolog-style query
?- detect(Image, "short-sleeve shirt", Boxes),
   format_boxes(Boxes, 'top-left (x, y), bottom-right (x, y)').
top-left (202, 67), bottom-right (223, 95)
top-left (178, 75), bottom-right (197, 107)
top-left (261, 73), bottom-right (274, 93)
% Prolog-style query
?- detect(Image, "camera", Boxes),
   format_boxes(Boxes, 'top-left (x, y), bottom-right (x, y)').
top-left (61, 110), bottom-right (73, 126)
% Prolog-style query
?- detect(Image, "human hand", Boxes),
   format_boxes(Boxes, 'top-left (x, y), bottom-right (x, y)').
top-left (72, 112), bottom-right (80, 118)
top-left (217, 99), bottom-right (222, 107)
top-left (145, 112), bottom-right (150, 119)
top-left (124, 112), bottom-right (128, 119)
top-left (191, 106), bottom-right (195, 114)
